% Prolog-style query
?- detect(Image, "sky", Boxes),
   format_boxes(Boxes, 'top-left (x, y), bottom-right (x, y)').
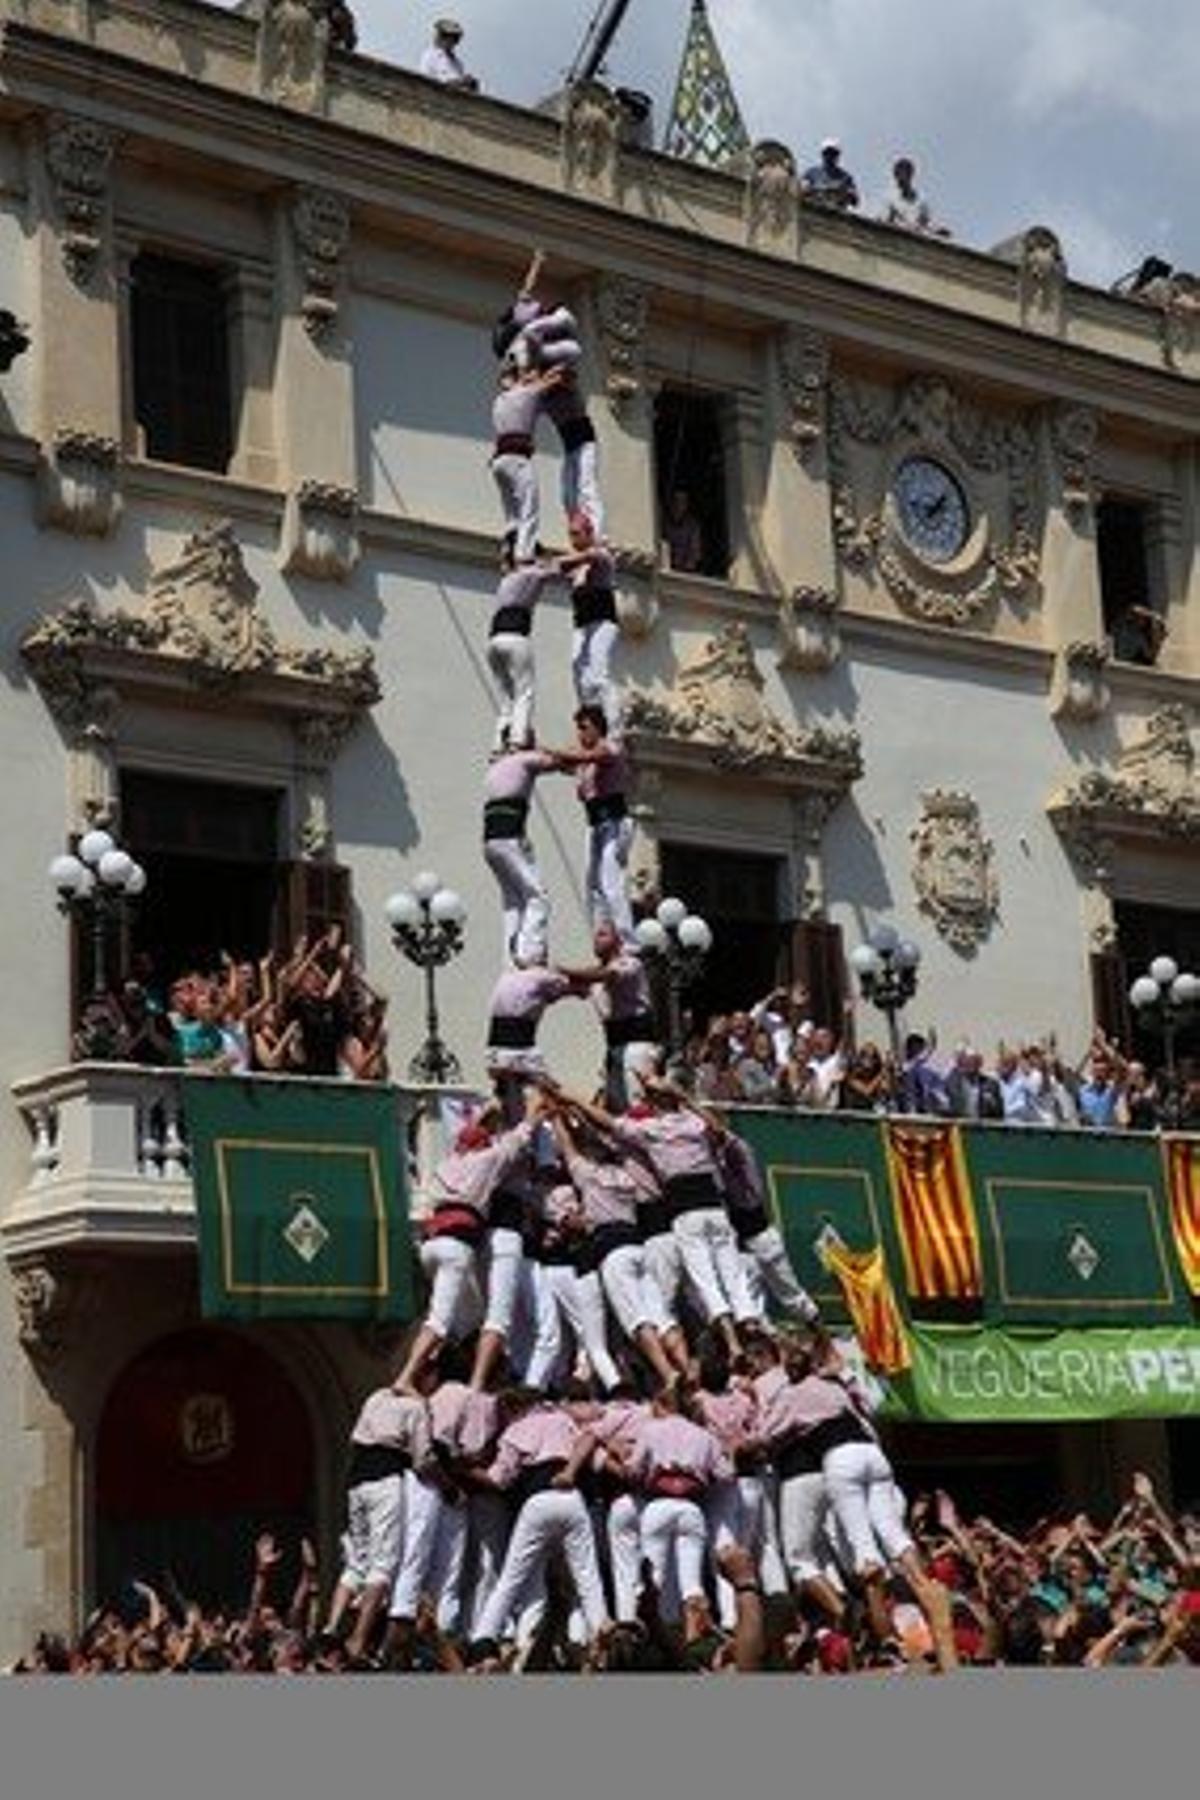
top-left (335, 0), bottom-right (1200, 289)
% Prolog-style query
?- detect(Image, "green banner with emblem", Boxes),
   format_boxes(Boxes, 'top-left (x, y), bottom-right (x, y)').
top-left (186, 1076), bottom-right (414, 1322)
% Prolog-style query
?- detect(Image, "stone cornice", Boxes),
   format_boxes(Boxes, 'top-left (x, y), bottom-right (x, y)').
top-left (3, 17), bottom-right (1200, 425)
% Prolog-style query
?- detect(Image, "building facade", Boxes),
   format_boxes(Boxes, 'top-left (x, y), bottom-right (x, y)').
top-left (0, 0), bottom-right (1197, 1652)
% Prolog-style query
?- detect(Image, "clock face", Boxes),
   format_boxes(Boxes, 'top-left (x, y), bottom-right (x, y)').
top-left (892, 456), bottom-right (970, 563)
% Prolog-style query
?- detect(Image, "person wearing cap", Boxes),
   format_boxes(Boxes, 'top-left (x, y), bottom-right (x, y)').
top-left (881, 156), bottom-right (950, 237)
top-left (420, 18), bottom-right (479, 90)
top-left (801, 138), bottom-right (859, 211)
top-left (481, 743), bottom-right (556, 969)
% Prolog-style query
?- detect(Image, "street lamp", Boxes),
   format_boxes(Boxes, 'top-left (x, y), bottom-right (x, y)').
top-left (385, 870), bottom-right (467, 1084)
top-left (850, 922), bottom-right (922, 1063)
top-left (48, 827), bottom-right (148, 1009)
top-left (634, 895), bottom-right (712, 1083)
top-left (1129, 954), bottom-right (1199, 1106)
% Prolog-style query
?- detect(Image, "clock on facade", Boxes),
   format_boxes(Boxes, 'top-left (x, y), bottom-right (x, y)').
top-left (891, 456), bottom-right (971, 563)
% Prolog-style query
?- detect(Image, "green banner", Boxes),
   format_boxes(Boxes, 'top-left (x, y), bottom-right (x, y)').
top-left (963, 1126), bottom-right (1189, 1327)
top-left (186, 1077), bottom-right (414, 1322)
top-left (883, 1324), bottom-right (1200, 1422)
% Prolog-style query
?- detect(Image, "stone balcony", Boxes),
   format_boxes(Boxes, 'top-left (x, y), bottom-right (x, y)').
top-left (4, 1064), bottom-right (462, 1264)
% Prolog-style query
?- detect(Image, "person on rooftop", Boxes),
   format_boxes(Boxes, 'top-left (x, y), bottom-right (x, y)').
top-left (801, 138), bottom-right (859, 212)
top-left (420, 17), bottom-right (479, 91)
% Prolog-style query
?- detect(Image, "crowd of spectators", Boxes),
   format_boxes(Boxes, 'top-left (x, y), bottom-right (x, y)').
top-left (10, 1469), bottom-right (1196, 1676)
top-left (681, 986), bottom-right (1200, 1131)
top-left (73, 928), bottom-right (389, 1083)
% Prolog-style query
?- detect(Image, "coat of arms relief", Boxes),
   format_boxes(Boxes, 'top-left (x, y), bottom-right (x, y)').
top-left (911, 790), bottom-right (999, 954)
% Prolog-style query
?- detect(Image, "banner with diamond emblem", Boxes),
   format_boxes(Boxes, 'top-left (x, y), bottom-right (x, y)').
top-left (186, 1076), bottom-right (414, 1322)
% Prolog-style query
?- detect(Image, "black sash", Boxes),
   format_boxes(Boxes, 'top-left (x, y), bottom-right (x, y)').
top-left (348, 1444), bottom-right (410, 1486)
top-left (487, 1014), bottom-right (537, 1049)
top-left (488, 1188), bottom-right (526, 1232)
top-left (494, 433), bottom-right (534, 457)
top-left (573, 584), bottom-right (617, 628)
top-left (490, 605), bottom-right (533, 638)
top-left (585, 793), bottom-right (628, 827)
top-left (664, 1172), bottom-right (722, 1220)
top-left (807, 1413), bottom-right (872, 1461)
top-left (512, 1459), bottom-right (568, 1508)
top-left (605, 1011), bottom-right (656, 1048)
top-left (732, 1205), bottom-right (769, 1249)
top-left (483, 796), bottom-right (529, 843)
top-left (640, 1197), bottom-right (671, 1241)
top-left (556, 414), bottom-right (597, 452)
top-left (592, 1221), bottom-right (642, 1264)
top-left (774, 1437), bottom-right (822, 1482)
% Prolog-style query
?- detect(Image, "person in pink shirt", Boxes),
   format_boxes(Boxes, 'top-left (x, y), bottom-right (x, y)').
top-left (558, 920), bottom-right (660, 1112)
top-left (550, 705), bottom-right (634, 942)
top-left (690, 1331), bottom-right (790, 1629)
top-left (484, 957), bottom-right (586, 1083)
top-left (520, 1169), bottom-right (623, 1394)
top-left (588, 1389), bottom-right (653, 1624)
top-left (482, 744), bottom-right (557, 969)
top-left (490, 363), bottom-right (564, 566)
top-left (466, 1393), bottom-right (611, 1664)
top-left (560, 511), bottom-right (622, 735)
top-left (486, 558), bottom-right (563, 754)
top-left (613, 1384), bottom-right (732, 1627)
top-left (703, 1107), bottom-right (820, 1328)
top-left (394, 1104), bottom-right (537, 1395)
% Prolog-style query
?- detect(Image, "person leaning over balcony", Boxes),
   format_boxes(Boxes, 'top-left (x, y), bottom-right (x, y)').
top-left (880, 156), bottom-right (950, 237)
top-left (801, 138), bottom-right (859, 211)
top-left (944, 1044), bottom-right (1004, 1122)
top-left (420, 18), bottom-right (479, 90)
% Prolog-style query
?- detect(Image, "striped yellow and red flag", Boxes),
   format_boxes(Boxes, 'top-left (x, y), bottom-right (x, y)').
top-left (1163, 1136), bottom-right (1200, 1298)
top-left (885, 1122), bottom-right (982, 1301)
top-left (821, 1240), bottom-right (911, 1375)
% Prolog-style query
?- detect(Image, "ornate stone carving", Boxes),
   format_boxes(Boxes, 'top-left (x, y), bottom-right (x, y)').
top-left (256, 0), bottom-right (332, 108)
top-left (1051, 404), bottom-right (1099, 521)
top-left (746, 140), bottom-right (799, 244)
top-left (293, 710), bottom-right (359, 769)
top-left (282, 480), bottom-right (361, 581)
top-left (828, 372), bottom-right (1040, 626)
top-left (291, 187), bottom-right (350, 339)
top-left (778, 327), bottom-right (829, 466)
top-left (627, 768), bottom-right (664, 907)
top-left (911, 790), bottom-right (999, 955)
top-left (43, 114), bottom-right (118, 287)
top-left (1050, 641), bottom-right (1110, 723)
top-left (611, 545), bottom-right (659, 639)
top-left (562, 81), bottom-right (623, 197)
top-left (36, 427), bottom-right (123, 537)
top-left (1017, 227), bottom-right (1067, 331)
top-left (11, 1260), bottom-right (77, 1357)
top-left (778, 585), bottom-right (841, 673)
top-left (1048, 705), bottom-right (1200, 874)
top-left (22, 521), bottom-right (380, 715)
top-left (625, 621), bottom-right (862, 781)
top-left (1156, 274), bottom-right (1200, 370)
top-left (594, 275), bottom-right (647, 417)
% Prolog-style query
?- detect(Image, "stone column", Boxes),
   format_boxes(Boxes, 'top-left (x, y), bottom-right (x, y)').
top-left (1040, 402), bottom-right (1104, 648)
top-left (226, 261), bottom-right (278, 488)
top-left (579, 274), bottom-right (657, 559)
top-left (759, 326), bottom-right (838, 598)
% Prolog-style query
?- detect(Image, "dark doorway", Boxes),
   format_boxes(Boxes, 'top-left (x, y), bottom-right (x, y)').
top-left (653, 387), bottom-right (731, 580)
top-left (95, 1327), bottom-right (315, 1613)
top-left (130, 252), bottom-right (234, 474)
top-left (120, 771), bottom-right (285, 984)
top-left (660, 844), bottom-right (786, 1028)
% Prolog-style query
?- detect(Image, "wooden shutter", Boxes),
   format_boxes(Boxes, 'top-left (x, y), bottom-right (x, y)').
top-left (1091, 949), bottom-right (1131, 1050)
top-left (273, 862), bottom-right (353, 954)
top-left (788, 919), bottom-right (846, 1030)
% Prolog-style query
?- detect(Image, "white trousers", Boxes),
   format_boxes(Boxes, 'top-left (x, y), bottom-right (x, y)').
top-left (607, 1491), bottom-right (643, 1623)
top-left (474, 1490), bottom-right (610, 1644)
top-left (487, 633), bottom-right (536, 750)
top-left (599, 1242), bottom-right (669, 1339)
top-left (572, 619), bottom-right (621, 734)
top-left (388, 1471), bottom-right (466, 1632)
top-left (672, 1207), bottom-right (747, 1324)
top-left (644, 1230), bottom-right (685, 1322)
top-left (483, 837), bottom-right (549, 966)
top-left (467, 1492), bottom-right (513, 1639)
top-left (340, 1473), bottom-right (404, 1591)
top-left (481, 1225), bottom-right (526, 1341)
top-left (419, 1235), bottom-right (482, 1341)
top-left (523, 1262), bottom-right (622, 1392)
top-left (704, 1473), bottom-right (789, 1626)
top-left (563, 438), bottom-right (604, 538)
top-left (741, 1224), bottom-right (819, 1325)
top-left (584, 815), bottom-right (634, 941)
top-left (639, 1496), bottom-right (708, 1615)
top-left (823, 1441), bottom-right (914, 1574)
top-left (778, 1469), bottom-right (840, 1587)
top-left (493, 453), bottom-right (539, 563)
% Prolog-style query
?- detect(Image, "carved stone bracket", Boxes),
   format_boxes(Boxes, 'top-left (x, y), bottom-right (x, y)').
top-left (1048, 704), bottom-right (1200, 880)
top-left (1013, 226), bottom-right (1067, 333)
top-left (256, 0), bottom-right (333, 109)
top-left (11, 1258), bottom-right (80, 1358)
top-left (562, 81), bottom-right (624, 199)
top-left (911, 790), bottom-right (999, 955)
top-left (43, 114), bottom-right (118, 288)
top-left (594, 275), bottom-right (647, 418)
top-left (778, 584), bottom-right (841, 673)
top-left (612, 544), bottom-right (659, 639)
top-left (791, 789), bottom-right (842, 918)
top-left (828, 372), bottom-right (1041, 627)
top-left (624, 620), bottom-right (862, 783)
top-left (1050, 641), bottom-right (1110, 723)
top-left (1050, 403), bottom-right (1099, 522)
top-left (281, 480), bottom-right (361, 581)
top-left (291, 187), bottom-right (351, 340)
top-left (626, 767), bottom-right (664, 908)
top-left (746, 140), bottom-right (799, 248)
top-left (1156, 275), bottom-right (1200, 370)
top-left (778, 327), bottom-right (829, 467)
top-left (293, 711), bottom-right (359, 858)
top-left (36, 427), bottom-right (123, 537)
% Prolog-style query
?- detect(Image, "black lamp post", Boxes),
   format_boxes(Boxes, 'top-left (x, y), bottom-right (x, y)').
top-left (1129, 955), bottom-right (1199, 1117)
top-left (850, 923), bottom-right (922, 1065)
top-left (385, 870), bottom-right (467, 1084)
top-left (634, 895), bottom-right (713, 1083)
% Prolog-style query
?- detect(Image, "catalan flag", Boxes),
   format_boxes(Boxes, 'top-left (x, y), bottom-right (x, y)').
top-left (885, 1123), bottom-right (982, 1302)
top-left (821, 1240), bottom-right (911, 1375)
top-left (1163, 1136), bottom-right (1200, 1298)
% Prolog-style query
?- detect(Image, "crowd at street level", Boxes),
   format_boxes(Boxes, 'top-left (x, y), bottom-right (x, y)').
top-left (11, 1467), bottom-right (1198, 1675)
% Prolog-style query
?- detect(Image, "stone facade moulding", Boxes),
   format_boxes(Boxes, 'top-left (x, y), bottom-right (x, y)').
top-left (911, 789), bottom-right (999, 956)
top-left (281, 480), bottom-right (361, 581)
top-left (594, 274), bottom-right (648, 418)
top-left (255, 0), bottom-right (335, 110)
top-left (290, 186), bottom-right (351, 340)
top-left (611, 545), bottom-right (660, 639)
top-left (990, 225), bottom-right (1068, 335)
top-left (1049, 403), bottom-right (1100, 524)
top-left (1048, 703), bottom-right (1200, 886)
top-left (36, 428), bottom-right (123, 538)
top-left (828, 372), bottom-right (1041, 628)
top-left (777, 584), bottom-right (841, 673)
top-left (21, 521), bottom-right (380, 747)
top-left (561, 80), bottom-right (624, 201)
top-left (745, 140), bottom-right (800, 251)
top-left (43, 112), bottom-right (119, 289)
top-left (778, 327), bottom-right (830, 468)
top-left (1050, 641), bottom-right (1111, 723)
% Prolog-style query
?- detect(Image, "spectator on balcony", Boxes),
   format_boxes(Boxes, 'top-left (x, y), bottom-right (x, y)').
top-left (1076, 1040), bottom-right (1124, 1130)
top-left (119, 980), bottom-right (177, 1068)
top-left (252, 1002), bottom-right (303, 1074)
top-left (897, 1033), bottom-right (949, 1116)
top-left (880, 157), bottom-right (950, 238)
top-left (662, 489), bottom-right (704, 574)
top-left (694, 1021), bottom-right (742, 1103)
top-left (1111, 601), bottom-right (1168, 669)
top-left (779, 1025), bottom-right (844, 1110)
top-left (283, 936), bottom-right (352, 1078)
top-left (171, 978), bottom-right (231, 1072)
top-left (1120, 1061), bottom-right (1162, 1131)
top-left (801, 139), bottom-right (860, 212)
top-left (838, 1042), bottom-right (893, 1114)
top-left (750, 983), bottom-right (813, 1068)
top-left (944, 1045), bottom-right (1003, 1122)
top-left (420, 18), bottom-right (479, 91)
top-left (733, 1029), bottom-right (780, 1104)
